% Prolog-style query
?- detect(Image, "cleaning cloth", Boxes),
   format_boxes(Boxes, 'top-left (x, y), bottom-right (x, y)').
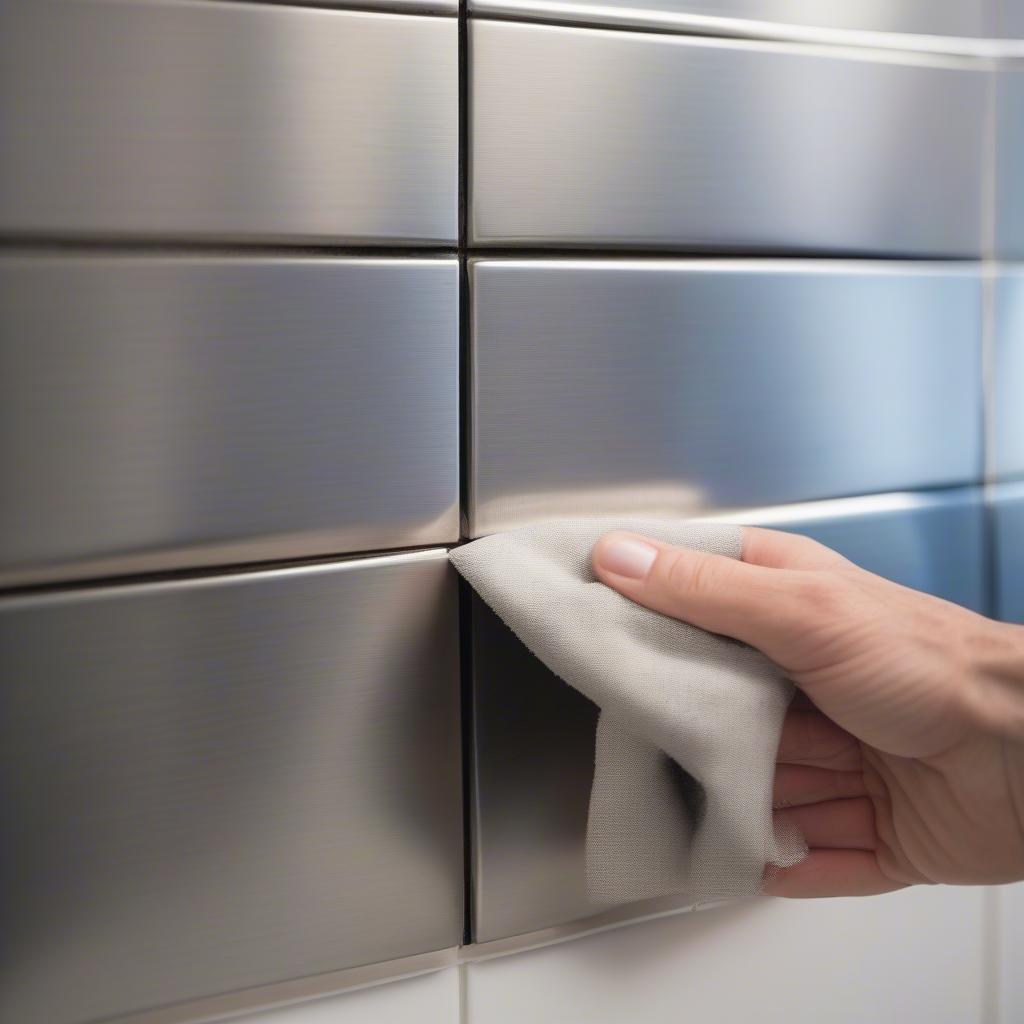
top-left (450, 518), bottom-right (806, 907)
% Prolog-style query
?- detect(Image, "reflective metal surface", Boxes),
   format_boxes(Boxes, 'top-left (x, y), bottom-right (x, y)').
top-left (0, 550), bottom-right (463, 1024)
top-left (468, 259), bottom-right (982, 537)
top-left (0, 1), bottom-right (457, 243)
top-left (999, 0), bottom-right (1024, 36)
top-left (994, 269), bottom-right (1024, 480)
top-left (469, 0), bottom-right (991, 40)
top-left (993, 482), bottom-right (1024, 622)
top-left (470, 23), bottom-right (985, 255)
top-left (469, 489), bottom-right (987, 942)
top-left (997, 71), bottom-right (1024, 258)
top-left (0, 256), bottom-right (459, 586)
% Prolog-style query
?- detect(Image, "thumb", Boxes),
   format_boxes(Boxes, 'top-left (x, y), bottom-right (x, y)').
top-left (591, 530), bottom-right (833, 664)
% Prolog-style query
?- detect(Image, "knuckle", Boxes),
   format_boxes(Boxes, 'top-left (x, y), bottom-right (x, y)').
top-left (681, 552), bottom-right (728, 600)
top-left (792, 571), bottom-right (848, 616)
top-left (659, 547), bottom-right (692, 596)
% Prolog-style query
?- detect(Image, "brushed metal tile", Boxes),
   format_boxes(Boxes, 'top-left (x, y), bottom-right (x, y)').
top-left (0, 257), bottom-right (459, 585)
top-left (469, 259), bottom-right (982, 537)
top-left (470, 23), bottom-right (985, 255)
top-left (0, 1), bottom-right (457, 243)
top-left (0, 550), bottom-right (463, 1024)
top-left (999, 0), bottom-right (1024, 36)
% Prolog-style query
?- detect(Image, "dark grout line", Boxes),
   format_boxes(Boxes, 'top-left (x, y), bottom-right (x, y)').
top-left (458, 2), bottom-right (470, 255)
top-left (201, 0), bottom-right (458, 15)
top-left (0, 541), bottom-right (454, 600)
top-left (458, 258), bottom-right (473, 537)
top-left (456, 0), bottom-right (478, 949)
top-left (457, 0), bottom-right (472, 530)
top-left (0, 241), bottom-right (989, 265)
top-left (0, 238), bottom-right (459, 259)
top-left (456, 577), bottom-right (478, 947)
top-left (3, 481), bottom-right (989, 602)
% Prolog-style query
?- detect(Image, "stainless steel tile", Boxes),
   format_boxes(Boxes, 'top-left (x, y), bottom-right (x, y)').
top-left (993, 481), bottom-right (1024, 621)
top-left (999, 0), bottom-right (1024, 36)
top-left (469, 259), bottom-right (982, 537)
top-left (0, 1), bottom-right (457, 243)
top-left (0, 550), bottom-right (463, 1024)
top-left (469, 488), bottom-right (987, 941)
top-left (469, 0), bottom-right (991, 39)
top-left (470, 23), bottom-right (986, 255)
top-left (994, 268), bottom-right (1024, 479)
top-left (997, 71), bottom-right (1024, 258)
top-left (0, 257), bottom-right (459, 585)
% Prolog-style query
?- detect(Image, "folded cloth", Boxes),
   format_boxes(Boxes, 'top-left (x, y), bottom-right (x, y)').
top-left (450, 518), bottom-right (806, 907)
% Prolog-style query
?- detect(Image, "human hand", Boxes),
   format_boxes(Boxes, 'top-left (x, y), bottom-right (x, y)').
top-left (591, 527), bottom-right (1024, 897)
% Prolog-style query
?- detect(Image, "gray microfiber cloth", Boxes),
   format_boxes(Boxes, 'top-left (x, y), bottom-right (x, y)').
top-left (450, 518), bottom-right (806, 907)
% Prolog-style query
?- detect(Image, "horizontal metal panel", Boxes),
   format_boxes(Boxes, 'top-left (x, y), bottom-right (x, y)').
top-left (997, 72), bottom-right (1024, 257)
top-left (470, 23), bottom-right (985, 255)
top-left (469, 0), bottom-right (991, 40)
top-left (994, 269), bottom-right (1024, 479)
top-left (0, 257), bottom-right (458, 586)
top-left (468, 259), bottom-right (982, 537)
top-left (0, 1), bottom-right (457, 243)
top-left (993, 482), bottom-right (1024, 622)
top-left (469, 488), bottom-right (986, 941)
top-left (1000, 0), bottom-right (1024, 36)
top-left (0, 550), bottom-right (463, 1024)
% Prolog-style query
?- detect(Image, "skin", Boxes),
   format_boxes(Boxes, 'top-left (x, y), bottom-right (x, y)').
top-left (590, 527), bottom-right (1024, 898)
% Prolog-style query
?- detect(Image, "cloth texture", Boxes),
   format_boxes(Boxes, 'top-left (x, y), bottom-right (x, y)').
top-left (450, 519), bottom-right (806, 907)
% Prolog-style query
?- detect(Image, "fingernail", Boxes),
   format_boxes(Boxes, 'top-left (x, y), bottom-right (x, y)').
top-left (597, 535), bottom-right (657, 579)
